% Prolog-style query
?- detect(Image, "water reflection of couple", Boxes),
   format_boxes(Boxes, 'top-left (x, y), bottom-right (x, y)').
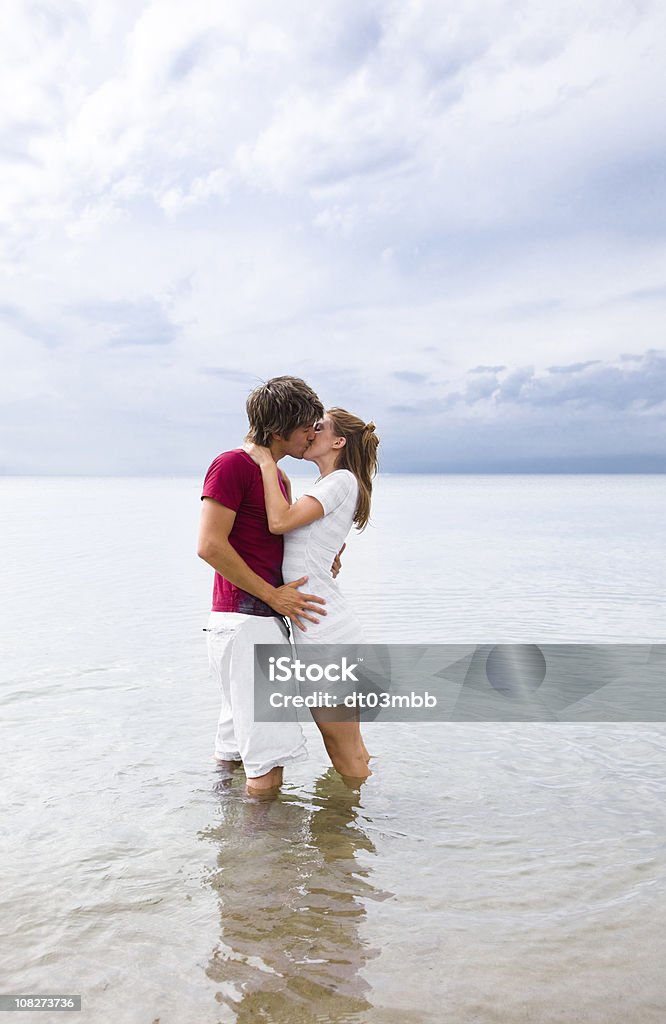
top-left (198, 376), bottom-right (379, 793)
top-left (201, 768), bottom-right (387, 1022)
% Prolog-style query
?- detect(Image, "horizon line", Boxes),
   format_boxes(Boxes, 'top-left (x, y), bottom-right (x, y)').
top-left (2, 469), bottom-right (665, 479)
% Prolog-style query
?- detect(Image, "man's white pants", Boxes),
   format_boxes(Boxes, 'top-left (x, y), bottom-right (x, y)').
top-left (207, 612), bottom-right (307, 778)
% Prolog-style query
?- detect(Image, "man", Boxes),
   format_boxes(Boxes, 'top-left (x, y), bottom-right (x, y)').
top-left (197, 376), bottom-right (327, 795)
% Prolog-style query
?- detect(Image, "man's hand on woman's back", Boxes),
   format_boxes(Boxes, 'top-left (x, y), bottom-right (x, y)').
top-left (270, 577), bottom-right (327, 632)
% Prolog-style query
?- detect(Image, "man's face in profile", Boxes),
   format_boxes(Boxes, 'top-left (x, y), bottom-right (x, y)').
top-left (280, 423), bottom-right (317, 459)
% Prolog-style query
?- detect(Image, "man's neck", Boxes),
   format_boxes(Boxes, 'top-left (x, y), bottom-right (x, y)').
top-left (267, 441), bottom-right (284, 462)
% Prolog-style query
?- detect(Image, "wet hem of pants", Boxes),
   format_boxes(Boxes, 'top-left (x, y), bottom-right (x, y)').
top-left (243, 745), bottom-right (309, 779)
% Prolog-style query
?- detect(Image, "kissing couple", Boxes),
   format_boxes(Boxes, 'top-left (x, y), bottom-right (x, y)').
top-left (198, 375), bottom-right (379, 794)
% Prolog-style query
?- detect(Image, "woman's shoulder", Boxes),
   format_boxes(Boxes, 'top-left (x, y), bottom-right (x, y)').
top-left (318, 469), bottom-right (357, 490)
top-left (305, 469), bottom-right (357, 517)
top-left (330, 469), bottom-right (358, 502)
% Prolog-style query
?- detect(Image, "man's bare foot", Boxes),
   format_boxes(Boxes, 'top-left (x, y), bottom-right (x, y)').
top-left (245, 765), bottom-right (283, 798)
top-left (245, 782), bottom-right (281, 801)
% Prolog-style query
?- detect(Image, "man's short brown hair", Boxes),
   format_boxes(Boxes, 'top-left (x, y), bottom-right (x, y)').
top-left (246, 376), bottom-right (324, 447)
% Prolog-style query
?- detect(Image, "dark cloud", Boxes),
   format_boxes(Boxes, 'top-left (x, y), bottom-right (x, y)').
top-left (618, 286), bottom-right (666, 303)
top-left (546, 360), bottom-right (601, 373)
top-left (387, 404), bottom-right (421, 414)
top-left (328, 12), bottom-right (384, 69)
top-left (168, 35), bottom-right (212, 81)
top-left (464, 372), bottom-right (502, 402)
top-left (348, 350), bottom-right (663, 421)
top-left (378, 353), bottom-right (666, 471)
top-left (0, 303), bottom-right (59, 347)
top-left (307, 145), bottom-right (413, 188)
top-left (199, 368), bottom-right (260, 383)
top-left (376, 351), bottom-right (666, 471)
top-left (494, 367), bottom-right (535, 403)
top-left (392, 371), bottom-right (428, 383)
top-left (75, 300), bottom-right (179, 348)
top-left (388, 396), bottom-right (452, 415)
top-left (446, 351), bottom-right (666, 412)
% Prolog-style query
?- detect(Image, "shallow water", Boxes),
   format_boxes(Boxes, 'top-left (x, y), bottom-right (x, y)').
top-left (1, 475), bottom-right (665, 1022)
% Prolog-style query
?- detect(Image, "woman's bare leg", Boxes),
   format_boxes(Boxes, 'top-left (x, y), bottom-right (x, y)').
top-left (314, 718), bottom-right (371, 779)
top-left (348, 717), bottom-right (371, 763)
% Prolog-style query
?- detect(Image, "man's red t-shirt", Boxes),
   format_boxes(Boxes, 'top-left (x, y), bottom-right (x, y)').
top-left (201, 449), bottom-right (288, 616)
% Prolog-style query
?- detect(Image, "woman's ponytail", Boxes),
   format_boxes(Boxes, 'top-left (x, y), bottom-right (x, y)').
top-left (328, 408), bottom-right (379, 530)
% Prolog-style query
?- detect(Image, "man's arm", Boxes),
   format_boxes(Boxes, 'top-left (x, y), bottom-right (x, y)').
top-left (197, 497), bottom-right (326, 631)
top-left (331, 542), bottom-right (346, 579)
top-left (279, 469), bottom-right (293, 505)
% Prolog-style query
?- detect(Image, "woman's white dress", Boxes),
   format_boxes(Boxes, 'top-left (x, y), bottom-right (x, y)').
top-left (282, 469), bottom-right (362, 645)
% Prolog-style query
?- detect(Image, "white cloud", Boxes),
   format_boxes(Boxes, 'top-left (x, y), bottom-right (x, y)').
top-left (0, 0), bottom-right (665, 471)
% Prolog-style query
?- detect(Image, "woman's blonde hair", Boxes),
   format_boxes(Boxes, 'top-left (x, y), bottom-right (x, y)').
top-left (327, 407), bottom-right (379, 530)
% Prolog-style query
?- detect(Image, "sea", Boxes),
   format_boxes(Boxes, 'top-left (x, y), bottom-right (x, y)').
top-left (1, 474), bottom-right (665, 1024)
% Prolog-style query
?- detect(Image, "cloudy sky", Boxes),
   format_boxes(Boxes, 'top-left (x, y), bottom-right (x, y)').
top-left (1, 0), bottom-right (665, 473)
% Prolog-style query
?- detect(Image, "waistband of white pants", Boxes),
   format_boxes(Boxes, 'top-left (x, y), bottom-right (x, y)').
top-left (205, 611), bottom-right (291, 638)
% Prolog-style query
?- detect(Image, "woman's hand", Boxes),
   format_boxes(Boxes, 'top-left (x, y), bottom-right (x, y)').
top-left (242, 441), bottom-right (273, 467)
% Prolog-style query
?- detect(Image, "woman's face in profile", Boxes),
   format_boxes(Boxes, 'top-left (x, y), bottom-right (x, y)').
top-left (304, 415), bottom-right (339, 461)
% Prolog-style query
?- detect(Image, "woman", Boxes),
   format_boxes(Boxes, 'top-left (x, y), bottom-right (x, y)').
top-left (244, 408), bottom-right (379, 780)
